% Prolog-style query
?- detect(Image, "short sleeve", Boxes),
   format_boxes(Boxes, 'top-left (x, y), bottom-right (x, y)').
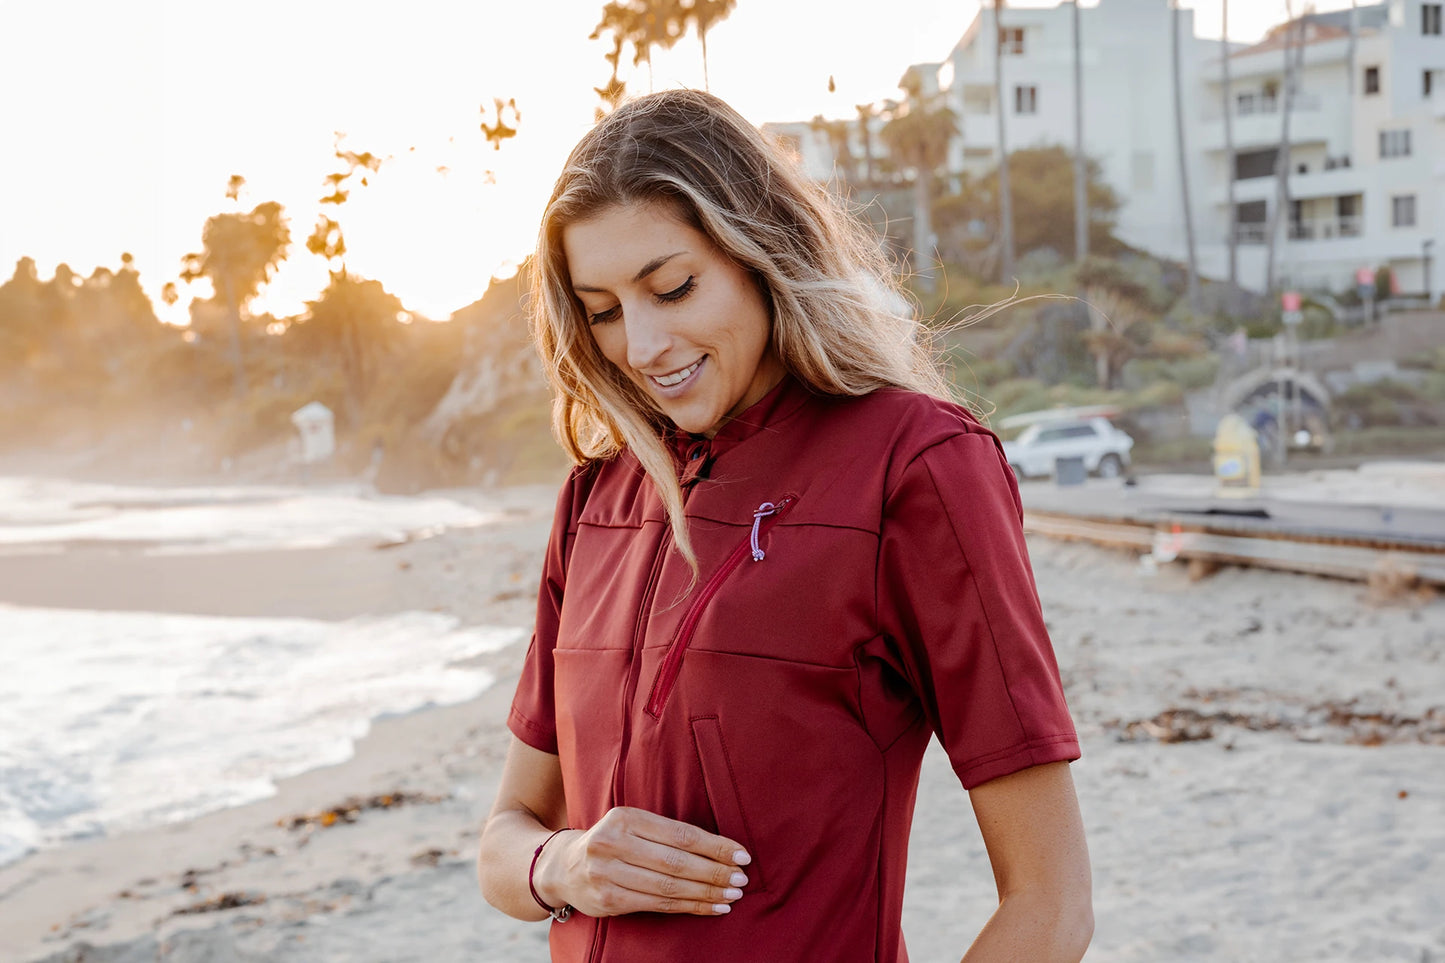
top-left (877, 430), bottom-right (1079, 790)
top-left (507, 466), bottom-right (592, 755)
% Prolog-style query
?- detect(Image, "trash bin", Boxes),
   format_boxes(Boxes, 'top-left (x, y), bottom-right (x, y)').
top-left (1213, 413), bottom-right (1260, 497)
top-left (1055, 456), bottom-right (1087, 487)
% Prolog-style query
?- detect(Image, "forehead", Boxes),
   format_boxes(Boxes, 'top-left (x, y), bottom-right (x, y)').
top-left (561, 202), bottom-right (703, 286)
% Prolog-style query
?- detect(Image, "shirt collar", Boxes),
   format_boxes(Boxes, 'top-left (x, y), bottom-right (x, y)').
top-left (665, 373), bottom-right (814, 478)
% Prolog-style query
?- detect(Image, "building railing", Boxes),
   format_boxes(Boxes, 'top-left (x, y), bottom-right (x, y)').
top-left (1235, 224), bottom-right (1268, 244)
top-left (1203, 91), bottom-right (1323, 122)
top-left (1288, 215), bottom-right (1362, 240)
top-left (1233, 215), bottom-right (1362, 244)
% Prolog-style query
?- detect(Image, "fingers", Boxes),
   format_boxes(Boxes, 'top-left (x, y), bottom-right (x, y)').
top-left (557, 808), bottom-right (754, 918)
top-left (624, 808), bottom-right (751, 868)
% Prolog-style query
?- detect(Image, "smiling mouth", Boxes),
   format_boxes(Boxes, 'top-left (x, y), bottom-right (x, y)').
top-left (650, 357), bottom-right (704, 388)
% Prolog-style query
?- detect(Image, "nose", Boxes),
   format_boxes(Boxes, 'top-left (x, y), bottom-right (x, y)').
top-left (623, 302), bottom-right (671, 372)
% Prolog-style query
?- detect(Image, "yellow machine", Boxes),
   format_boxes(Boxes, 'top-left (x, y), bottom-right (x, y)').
top-left (1213, 413), bottom-right (1261, 496)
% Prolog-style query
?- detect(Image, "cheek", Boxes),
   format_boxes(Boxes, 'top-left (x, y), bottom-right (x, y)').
top-left (589, 324), bottom-right (629, 369)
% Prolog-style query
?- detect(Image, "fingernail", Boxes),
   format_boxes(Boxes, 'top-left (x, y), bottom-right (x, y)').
top-left (713, 904), bottom-right (731, 914)
top-left (733, 850), bottom-right (752, 866)
top-left (729, 872), bottom-right (748, 887)
top-left (723, 888), bottom-right (743, 900)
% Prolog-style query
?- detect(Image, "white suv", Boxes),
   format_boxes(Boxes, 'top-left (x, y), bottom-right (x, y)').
top-left (1002, 418), bottom-right (1134, 479)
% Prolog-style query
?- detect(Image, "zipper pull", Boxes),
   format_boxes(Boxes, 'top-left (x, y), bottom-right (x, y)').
top-left (750, 502), bottom-right (776, 561)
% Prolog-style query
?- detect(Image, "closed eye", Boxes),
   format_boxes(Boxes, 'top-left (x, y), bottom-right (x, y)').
top-left (656, 276), bottom-right (695, 303)
top-left (585, 277), bottom-right (695, 325)
top-left (587, 304), bottom-right (620, 325)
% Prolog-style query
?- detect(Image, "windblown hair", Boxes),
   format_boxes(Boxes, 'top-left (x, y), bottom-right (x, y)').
top-left (531, 89), bottom-right (952, 566)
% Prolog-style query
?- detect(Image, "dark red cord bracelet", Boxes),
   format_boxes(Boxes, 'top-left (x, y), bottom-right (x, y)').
top-left (529, 828), bottom-right (573, 922)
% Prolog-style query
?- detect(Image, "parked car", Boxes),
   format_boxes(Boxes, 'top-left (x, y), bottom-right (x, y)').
top-left (1002, 417), bottom-right (1135, 479)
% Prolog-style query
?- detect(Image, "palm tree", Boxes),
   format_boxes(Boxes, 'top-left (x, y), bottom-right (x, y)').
top-left (1072, 0), bottom-right (1088, 264)
top-left (855, 102), bottom-right (878, 187)
top-left (180, 197), bottom-right (290, 399)
top-left (994, 0), bottom-right (1016, 283)
top-left (880, 79), bottom-right (958, 294)
top-left (1264, 1), bottom-right (1303, 293)
top-left (592, 0), bottom-right (685, 93)
top-left (684, 0), bottom-right (736, 91)
top-left (1222, 0), bottom-right (1239, 292)
top-left (1171, 0), bottom-right (1201, 313)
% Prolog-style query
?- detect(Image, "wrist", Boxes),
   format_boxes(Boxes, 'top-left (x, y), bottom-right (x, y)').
top-left (529, 828), bottom-right (574, 921)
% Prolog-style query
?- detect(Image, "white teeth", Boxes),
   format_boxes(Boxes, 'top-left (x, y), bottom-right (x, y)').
top-left (652, 359), bottom-right (702, 387)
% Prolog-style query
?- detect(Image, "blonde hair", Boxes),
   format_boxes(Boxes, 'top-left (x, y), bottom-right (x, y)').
top-left (531, 89), bottom-right (951, 567)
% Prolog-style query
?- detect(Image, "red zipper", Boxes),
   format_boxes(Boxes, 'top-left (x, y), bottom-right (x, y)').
top-left (643, 496), bottom-right (797, 718)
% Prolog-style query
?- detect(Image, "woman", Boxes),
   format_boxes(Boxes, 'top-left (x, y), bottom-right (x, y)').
top-left (478, 89), bottom-right (1092, 962)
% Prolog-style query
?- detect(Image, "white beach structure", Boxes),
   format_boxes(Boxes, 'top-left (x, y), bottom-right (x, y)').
top-left (767, 0), bottom-right (1445, 302)
top-left (290, 401), bottom-right (336, 465)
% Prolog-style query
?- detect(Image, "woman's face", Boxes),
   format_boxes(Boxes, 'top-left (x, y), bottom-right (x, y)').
top-left (562, 202), bottom-right (784, 439)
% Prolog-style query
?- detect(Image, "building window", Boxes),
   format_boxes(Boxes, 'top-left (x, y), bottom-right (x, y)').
top-left (1380, 128), bottom-right (1413, 158)
top-left (1235, 200), bottom-right (1268, 244)
top-left (1393, 195), bottom-right (1417, 227)
top-left (962, 85), bottom-right (993, 115)
top-left (1365, 65), bottom-right (1381, 94)
top-left (1427, 70), bottom-right (1436, 97)
top-left (1425, 4), bottom-right (1442, 35)
top-left (1014, 84), bottom-right (1038, 114)
top-left (998, 27), bottom-right (1025, 55)
top-left (1236, 148), bottom-right (1280, 180)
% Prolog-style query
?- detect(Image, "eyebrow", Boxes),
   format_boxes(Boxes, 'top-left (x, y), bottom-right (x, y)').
top-left (572, 251), bottom-right (686, 293)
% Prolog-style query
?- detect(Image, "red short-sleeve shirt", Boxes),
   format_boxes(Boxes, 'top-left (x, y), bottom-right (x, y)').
top-left (508, 377), bottom-right (1079, 962)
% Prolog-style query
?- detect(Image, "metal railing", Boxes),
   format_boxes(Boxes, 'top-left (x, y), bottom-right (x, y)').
top-left (1288, 216), bottom-right (1362, 241)
top-left (1203, 91), bottom-right (1323, 122)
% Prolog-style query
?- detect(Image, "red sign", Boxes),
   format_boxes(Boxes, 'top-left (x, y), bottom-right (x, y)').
top-left (1356, 267), bottom-right (1374, 285)
top-left (1281, 291), bottom-right (1302, 312)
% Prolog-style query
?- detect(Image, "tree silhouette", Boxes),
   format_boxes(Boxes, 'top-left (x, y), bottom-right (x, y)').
top-left (480, 98), bottom-right (521, 150)
top-left (178, 192), bottom-right (290, 399)
top-left (681, 0), bottom-right (736, 90)
top-left (1171, 0), bottom-right (1201, 313)
top-left (880, 76), bottom-right (958, 293)
top-left (0, 258), bottom-right (46, 374)
top-left (932, 146), bottom-right (1121, 275)
top-left (305, 134), bottom-right (383, 272)
top-left (592, 0), bottom-right (686, 93)
top-left (294, 273), bottom-right (406, 426)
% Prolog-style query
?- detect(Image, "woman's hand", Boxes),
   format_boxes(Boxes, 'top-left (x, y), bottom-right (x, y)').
top-left (534, 806), bottom-right (751, 918)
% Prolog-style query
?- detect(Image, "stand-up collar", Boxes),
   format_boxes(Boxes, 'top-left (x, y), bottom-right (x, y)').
top-left (666, 374), bottom-right (815, 483)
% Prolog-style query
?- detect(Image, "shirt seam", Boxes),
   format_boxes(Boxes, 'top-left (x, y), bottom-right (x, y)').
top-left (919, 447), bottom-right (1033, 748)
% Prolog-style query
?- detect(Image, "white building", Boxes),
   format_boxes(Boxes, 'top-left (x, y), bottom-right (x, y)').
top-left (768, 0), bottom-right (1445, 304)
top-left (934, 0), bottom-right (1210, 263)
top-left (1197, 1), bottom-right (1444, 300)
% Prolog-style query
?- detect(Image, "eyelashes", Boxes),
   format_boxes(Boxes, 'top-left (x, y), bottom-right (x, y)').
top-left (588, 276), bottom-right (696, 325)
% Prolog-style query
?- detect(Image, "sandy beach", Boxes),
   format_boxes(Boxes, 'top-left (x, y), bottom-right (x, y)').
top-left (1, 473), bottom-right (1441, 962)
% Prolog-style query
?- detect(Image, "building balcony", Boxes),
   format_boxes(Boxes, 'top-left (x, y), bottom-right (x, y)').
top-left (1232, 217), bottom-right (1362, 245)
top-left (1288, 216), bottom-right (1362, 241)
top-left (1197, 94), bottom-right (1340, 153)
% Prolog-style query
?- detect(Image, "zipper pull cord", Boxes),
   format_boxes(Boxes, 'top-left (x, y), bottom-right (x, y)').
top-left (750, 502), bottom-right (777, 561)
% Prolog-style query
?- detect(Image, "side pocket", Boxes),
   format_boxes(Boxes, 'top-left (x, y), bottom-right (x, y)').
top-left (689, 716), bottom-right (765, 893)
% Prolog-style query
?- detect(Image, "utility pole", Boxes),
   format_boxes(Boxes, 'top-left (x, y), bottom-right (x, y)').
top-left (995, 0), bottom-right (1016, 283)
top-left (1172, 0), bottom-right (1201, 313)
top-left (1222, 0), bottom-right (1239, 294)
top-left (1072, 0), bottom-right (1088, 264)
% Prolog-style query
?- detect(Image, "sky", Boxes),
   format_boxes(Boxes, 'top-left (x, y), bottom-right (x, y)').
top-left (0, 0), bottom-right (1363, 324)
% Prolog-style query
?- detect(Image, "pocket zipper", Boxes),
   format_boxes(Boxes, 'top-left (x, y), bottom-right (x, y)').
top-left (643, 495), bottom-right (797, 718)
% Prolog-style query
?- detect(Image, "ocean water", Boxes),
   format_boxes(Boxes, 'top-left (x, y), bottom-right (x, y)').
top-left (0, 477), bottom-right (525, 868)
top-left (0, 476), bottom-right (499, 553)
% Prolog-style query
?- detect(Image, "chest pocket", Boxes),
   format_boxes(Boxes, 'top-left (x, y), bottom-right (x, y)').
top-left (644, 496), bottom-right (797, 718)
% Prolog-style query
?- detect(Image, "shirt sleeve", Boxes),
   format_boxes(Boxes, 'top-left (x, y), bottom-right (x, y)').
top-left (507, 466), bottom-right (591, 755)
top-left (877, 430), bottom-right (1079, 790)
